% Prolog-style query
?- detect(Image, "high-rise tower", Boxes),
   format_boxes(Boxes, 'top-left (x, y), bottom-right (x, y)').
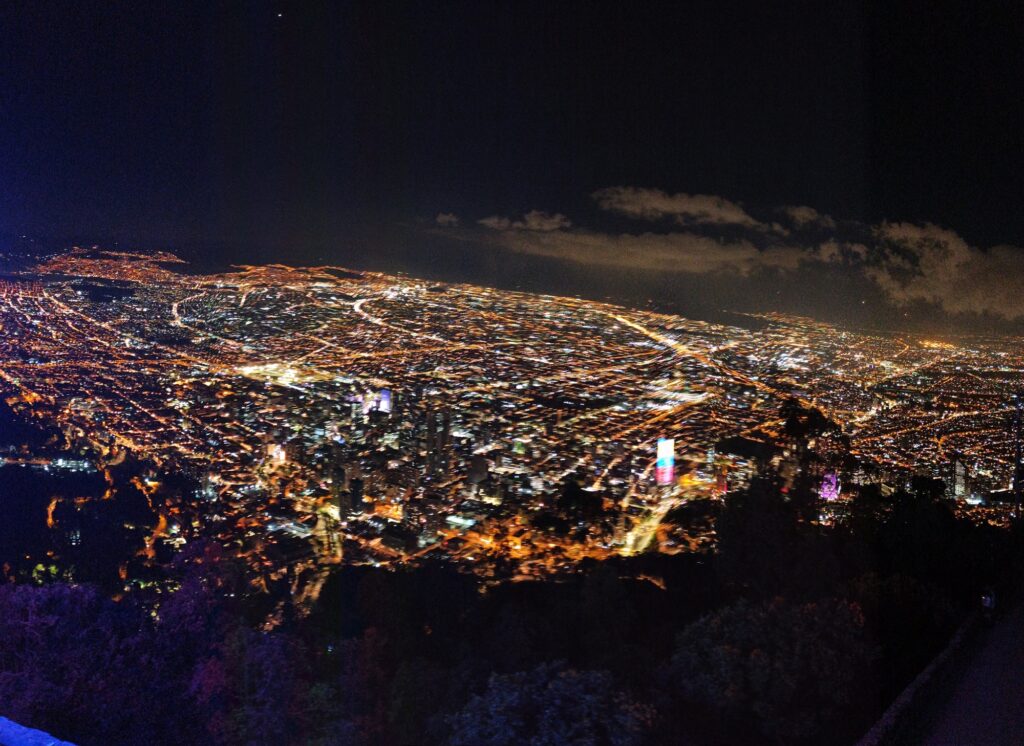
top-left (1013, 393), bottom-right (1023, 517)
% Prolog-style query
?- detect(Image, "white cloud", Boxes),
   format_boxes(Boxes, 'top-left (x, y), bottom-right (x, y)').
top-left (593, 186), bottom-right (767, 230)
top-left (435, 212), bottom-right (460, 227)
top-left (866, 222), bottom-right (1024, 319)
top-left (479, 210), bottom-right (571, 232)
top-left (815, 240), bottom-right (867, 264)
top-left (488, 228), bottom-right (806, 276)
top-left (446, 189), bottom-right (1024, 322)
top-left (781, 205), bottom-right (836, 230)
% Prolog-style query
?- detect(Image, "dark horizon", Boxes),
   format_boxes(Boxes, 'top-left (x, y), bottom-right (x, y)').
top-left (3, 0), bottom-right (1024, 334)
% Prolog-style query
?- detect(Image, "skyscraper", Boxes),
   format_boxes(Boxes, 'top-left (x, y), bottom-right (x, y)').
top-left (1013, 393), bottom-right (1023, 515)
top-left (943, 451), bottom-right (969, 499)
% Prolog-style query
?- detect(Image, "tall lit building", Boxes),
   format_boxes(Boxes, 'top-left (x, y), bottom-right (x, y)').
top-left (944, 451), bottom-right (968, 499)
top-left (656, 437), bottom-right (675, 486)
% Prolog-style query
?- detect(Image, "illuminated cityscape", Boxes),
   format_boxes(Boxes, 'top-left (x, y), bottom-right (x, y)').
top-left (4, 2), bottom-right (1024, 743)
top-left (2, 248), bottom-right (1021, 606)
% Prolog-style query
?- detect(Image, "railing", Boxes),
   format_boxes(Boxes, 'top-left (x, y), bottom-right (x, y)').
top-left (856, 612), bottom-right (981, 746)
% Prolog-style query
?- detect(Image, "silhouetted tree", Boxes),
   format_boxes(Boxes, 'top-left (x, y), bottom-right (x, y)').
top-left (846, 573), bottom-right (956, 699)
top-left (0, 584), bottom-right (167, 745)
top-left (447, 662), bottom-right (653, 746)
top-left (716, 475), bottom-right (800, 596)
top-left (671, 597), bottom-right (874, 742)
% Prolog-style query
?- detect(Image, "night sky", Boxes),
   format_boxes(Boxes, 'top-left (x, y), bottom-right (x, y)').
top-left (2, 1), bottom-right (1022, 332)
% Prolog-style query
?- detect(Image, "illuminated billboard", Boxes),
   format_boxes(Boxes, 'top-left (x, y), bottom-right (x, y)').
top-left (656, 437), bottom-right (675, 485)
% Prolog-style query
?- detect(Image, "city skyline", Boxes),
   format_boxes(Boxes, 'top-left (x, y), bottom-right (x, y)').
top-left (2, 2), bottom-right (1023, 744)
top-left (1, 246), bottom-right (1021, 602)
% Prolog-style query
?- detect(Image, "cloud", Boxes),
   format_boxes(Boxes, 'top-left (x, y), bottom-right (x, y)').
top-left (865, 222), bottom-right (1024, 319)
top-left (781, 205), bottom-right (836, 230)
top-left (814, 240), bottom-right (867, 264)
top-left (442, 188), bottom-right (1024, 322)
top-left (487, 227), bottom-right (806, 276)
top-left (479, 210), bottom-right (571, 232)
top-left (435, 212), bottom-right (460, 227)
top-left (593, 186), bottom-right (767, 230)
